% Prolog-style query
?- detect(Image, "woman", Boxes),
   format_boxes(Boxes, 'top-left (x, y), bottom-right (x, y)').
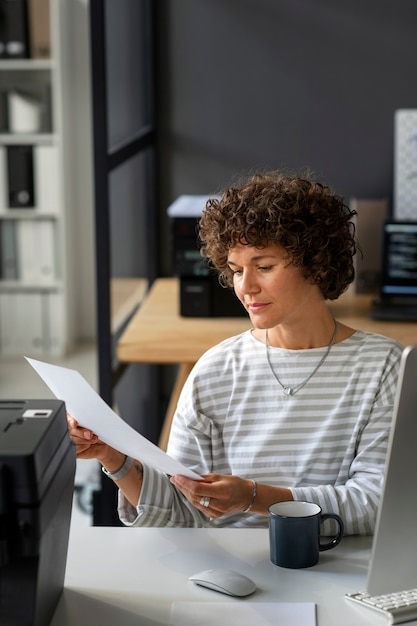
top-left (68, 170), bottom-right (402, 534)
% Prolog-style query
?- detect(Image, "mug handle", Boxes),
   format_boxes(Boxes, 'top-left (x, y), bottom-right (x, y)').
top-left (319, 513), bottom-right (344, 551)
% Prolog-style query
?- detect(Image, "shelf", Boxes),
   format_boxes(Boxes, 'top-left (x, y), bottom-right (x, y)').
top-left (0, 211), bottom-right (58, 219)
top-left (0, 2), bottom-right (94, 358)
top-left (0, 133), bottom-right (57, 145)
top-left (0, 280), bottom-right (63, 291)
top-left (0, 59), bottom-right (54, 71)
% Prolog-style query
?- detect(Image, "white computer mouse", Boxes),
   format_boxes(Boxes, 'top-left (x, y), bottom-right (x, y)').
top-left (189, 568), bottom-right (257, 597)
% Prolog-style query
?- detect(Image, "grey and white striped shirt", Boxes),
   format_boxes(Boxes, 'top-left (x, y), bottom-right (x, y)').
top-left (119, 329), bottom-right (402, 534)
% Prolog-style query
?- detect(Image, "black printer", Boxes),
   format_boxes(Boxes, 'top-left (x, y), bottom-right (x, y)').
top-left (168, 195), bottom-right (248, 318)
top-left (0, 399), bottom-right (75, 626)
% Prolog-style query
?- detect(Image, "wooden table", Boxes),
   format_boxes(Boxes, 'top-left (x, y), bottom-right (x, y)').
top-left (117, 278), bottom-right (417, 449)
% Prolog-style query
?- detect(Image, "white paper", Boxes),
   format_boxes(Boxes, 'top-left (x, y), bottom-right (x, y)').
top-left (170, 602), bottom-right (316, 626)
top-left (26, 357), bottom-right (201, 480)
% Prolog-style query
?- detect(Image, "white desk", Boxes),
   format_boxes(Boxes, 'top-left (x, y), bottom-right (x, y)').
top-left (50, 527), bottom-right (412, 626)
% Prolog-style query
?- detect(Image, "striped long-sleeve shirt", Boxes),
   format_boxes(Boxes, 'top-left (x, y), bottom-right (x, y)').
top-left (118, 329), bottom-right (402, 534)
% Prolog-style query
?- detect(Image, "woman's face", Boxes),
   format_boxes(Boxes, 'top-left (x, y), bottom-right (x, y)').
top-left (227, 242), bottom-right (323, 330)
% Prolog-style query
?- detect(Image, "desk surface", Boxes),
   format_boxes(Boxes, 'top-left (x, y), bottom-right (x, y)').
top-left (117, 278), bottom-right (417, 365)
top-left (51, 527), bottom-right (408, 626)
top-left (117, 278), bottom-right (252, 363)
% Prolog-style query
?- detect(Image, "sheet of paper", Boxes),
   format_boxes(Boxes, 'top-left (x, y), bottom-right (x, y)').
top-left (170, 602), bottom-right (316, 626)
top-left (26, 357), bottom-right (200, 480)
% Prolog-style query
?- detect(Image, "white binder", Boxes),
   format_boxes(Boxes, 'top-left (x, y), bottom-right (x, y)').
top-left (0, 292), bottom-right (44, 356)
top-left (17, 219), bottom-right (55, 284)
top-left (34, 145), bottom-right (60, 213)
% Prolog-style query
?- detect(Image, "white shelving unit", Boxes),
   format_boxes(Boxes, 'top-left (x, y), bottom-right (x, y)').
top-left (0, 1), bottom-right (95, 358)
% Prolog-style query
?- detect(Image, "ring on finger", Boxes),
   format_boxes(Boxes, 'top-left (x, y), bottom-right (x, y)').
top-left (200, 496), bottom-right (210, 507)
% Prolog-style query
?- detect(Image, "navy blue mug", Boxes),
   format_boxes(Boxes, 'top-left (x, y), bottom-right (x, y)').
top-left (268, 501), bottom-right (344, 568)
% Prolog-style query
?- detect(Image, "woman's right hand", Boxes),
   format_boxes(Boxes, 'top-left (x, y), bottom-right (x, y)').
top-left (67, 414), bottom-right (143, 507)
top-left (67, 414), bottom-right (109, 462)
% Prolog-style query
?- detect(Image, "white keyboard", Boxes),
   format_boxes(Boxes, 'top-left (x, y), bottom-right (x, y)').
top-left (346, 590), bottom-right (417, 624)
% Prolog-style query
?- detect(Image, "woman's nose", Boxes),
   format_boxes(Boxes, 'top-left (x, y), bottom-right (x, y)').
top-left (239, 271), bottom-right (260, 294)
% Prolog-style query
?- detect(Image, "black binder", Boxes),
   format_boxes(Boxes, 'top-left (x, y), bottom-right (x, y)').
top-left (6, 144), bottom-right (34, 208)
top-left (0, 0), bottom-right (30, 59)
top-left (0, 399), bottom-right (76, 626)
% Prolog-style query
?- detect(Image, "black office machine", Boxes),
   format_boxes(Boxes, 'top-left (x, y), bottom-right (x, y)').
top-left (0, 399), bottom-right (75, 626)
top-left (168, 194), bottom-right (248, 317)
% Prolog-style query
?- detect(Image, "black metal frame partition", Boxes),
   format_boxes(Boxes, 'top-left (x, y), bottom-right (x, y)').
top-left (89, 0), bottom-right (158, 525)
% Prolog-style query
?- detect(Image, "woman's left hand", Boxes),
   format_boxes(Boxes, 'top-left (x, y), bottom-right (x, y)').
top-left (170, 473), bottom-right (254, 517)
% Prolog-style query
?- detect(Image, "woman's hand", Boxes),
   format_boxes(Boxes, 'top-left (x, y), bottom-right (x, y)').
top-left (67, 414), bottom-right (119, 466)
top-left (67, 413), bottom-right (143, 508)
top-left (170, 473), bottom-right (255, 518)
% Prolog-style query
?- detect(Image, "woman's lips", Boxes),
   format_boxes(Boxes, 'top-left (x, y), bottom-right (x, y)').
top-left (246, 302), bottom-right (270, 314)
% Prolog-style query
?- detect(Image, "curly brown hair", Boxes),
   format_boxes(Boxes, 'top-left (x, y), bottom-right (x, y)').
top-left (198, 171), bottom-right (358, 300)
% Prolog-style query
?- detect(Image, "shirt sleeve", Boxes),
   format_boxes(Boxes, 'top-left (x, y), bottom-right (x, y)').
top-left (117, 462), bottom-right (208, 527)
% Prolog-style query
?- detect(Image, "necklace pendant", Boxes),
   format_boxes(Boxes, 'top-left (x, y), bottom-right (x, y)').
top-left (265, 320), bottom-right (338, 398)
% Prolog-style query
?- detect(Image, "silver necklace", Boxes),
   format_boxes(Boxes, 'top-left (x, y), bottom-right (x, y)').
top-left (265, 320), bottom-right (338, 396)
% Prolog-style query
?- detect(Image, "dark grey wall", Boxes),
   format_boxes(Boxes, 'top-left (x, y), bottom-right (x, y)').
top-left (157, 0), bottom-right (417, 273)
